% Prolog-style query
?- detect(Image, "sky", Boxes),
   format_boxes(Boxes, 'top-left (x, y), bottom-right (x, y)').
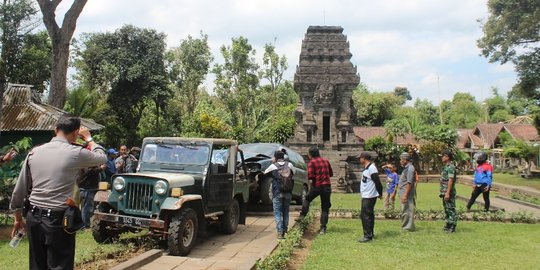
top-left (56, 0), bottom-right (517, 104)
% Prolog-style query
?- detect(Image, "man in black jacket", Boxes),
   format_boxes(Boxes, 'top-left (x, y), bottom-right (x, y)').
top-left (357, 152), bottom-right (383, 243)
top-left (78, 163), bottom-right (105, 229)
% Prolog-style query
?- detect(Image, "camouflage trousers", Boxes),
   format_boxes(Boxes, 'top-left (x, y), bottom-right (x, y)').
top-left (443, 195), bottom-right (457, 225)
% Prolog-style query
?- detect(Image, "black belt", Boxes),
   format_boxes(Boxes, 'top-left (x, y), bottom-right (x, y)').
top-left (30, 205), bottom-right (65, 219)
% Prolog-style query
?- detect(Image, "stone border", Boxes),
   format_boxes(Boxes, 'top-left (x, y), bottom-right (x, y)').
top-left (109, 249), bottom-right (163, 270)
top-left (495, 195), bottom-right (540, 210)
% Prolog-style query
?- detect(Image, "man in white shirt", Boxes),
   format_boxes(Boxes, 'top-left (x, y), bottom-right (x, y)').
top-left (357, 152), bottom-right (383, 243)
top-left (264, 150), bottom-right (295, 239)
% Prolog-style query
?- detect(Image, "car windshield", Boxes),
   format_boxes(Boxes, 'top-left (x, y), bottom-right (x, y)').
top-left (141, 143), bottom-right (210, 165)
top-left (238, 144), bottom-right (276, 158)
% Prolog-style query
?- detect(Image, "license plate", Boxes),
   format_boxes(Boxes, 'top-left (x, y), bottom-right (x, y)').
top-left (119, 216), bottom-right (145, 227)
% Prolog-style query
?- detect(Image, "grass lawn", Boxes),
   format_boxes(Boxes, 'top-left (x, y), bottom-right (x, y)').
top-left (492, 173), bottom-right (540, 191)
top-left (311, 183), bottom-right (488, 211)
top-left (302, 219), bottom-right (540, 270)
top-left (0, 229), bottom-right (148, 270)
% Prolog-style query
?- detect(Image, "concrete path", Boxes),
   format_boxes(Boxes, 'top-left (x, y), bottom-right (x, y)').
top-left (138, 214), bottom-right (297, 270)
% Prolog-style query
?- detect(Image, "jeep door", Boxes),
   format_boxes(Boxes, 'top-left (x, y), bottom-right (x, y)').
top-left (206, 145), bottom-right (234, 212)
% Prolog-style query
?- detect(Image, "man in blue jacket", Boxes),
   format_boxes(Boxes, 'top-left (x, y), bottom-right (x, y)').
top-left (467, 152), bottom-right (493, 212)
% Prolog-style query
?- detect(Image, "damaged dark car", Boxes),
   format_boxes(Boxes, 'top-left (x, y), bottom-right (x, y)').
top-left (239, 143), bottom-right (308, 205)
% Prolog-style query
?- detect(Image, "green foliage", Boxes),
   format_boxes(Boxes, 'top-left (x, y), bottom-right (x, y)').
top-left (442, 92), bottom-right (483, 128)
top-left (167, 32), bottom-right (213, 117)
top-left (256, 212), bottom-right (313, 270)
top-left (415, 124), bottom-right (458, 146)
top-left (0, 137), bottom-right (32, 210)
top-left (503, 140), bottom-right (539, 160)
top-left (76, 25), bottom-right (169, 146)
top-left (352, 84), bottom-right (403, 126)
top-left (478, 0), bottom-right (540, 105)
top-left (383, 118), bottom-right (410, 141)
top-left (511, 192), bottom-right (540, 206)
top-left (0, 0), bottom-right (51, 92)
top-left (364, 136), bottom-right (404, 167)
top-left (393, 86), bottom-right (412, 104)
top-left (414, 98), bottom-right (440, 126)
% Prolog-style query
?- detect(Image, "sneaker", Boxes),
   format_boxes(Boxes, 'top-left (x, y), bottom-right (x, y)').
top-left (319, 228), bottom-right (326, 235)
top-left (277, 232), bottom-right (284, 240)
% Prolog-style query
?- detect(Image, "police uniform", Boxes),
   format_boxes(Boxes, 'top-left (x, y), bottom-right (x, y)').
top-left (440, 163), bottom-right (457, 231)
top-left (10, 137), bottom-right (106, 270)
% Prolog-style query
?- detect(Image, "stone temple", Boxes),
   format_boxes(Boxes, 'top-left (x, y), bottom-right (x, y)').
top-left (287, 26), bottom-right (363, 192)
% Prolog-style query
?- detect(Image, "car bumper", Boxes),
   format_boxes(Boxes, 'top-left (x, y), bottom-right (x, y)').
top-left (93, 212), bottom-right (165, 229)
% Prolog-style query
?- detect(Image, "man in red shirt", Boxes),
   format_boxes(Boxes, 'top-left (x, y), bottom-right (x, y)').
top-left (298, 146), bottom-right (333, 234)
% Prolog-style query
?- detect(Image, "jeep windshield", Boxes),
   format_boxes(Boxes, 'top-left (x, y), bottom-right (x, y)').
top-left (141, 143), bottom-right (210, 165)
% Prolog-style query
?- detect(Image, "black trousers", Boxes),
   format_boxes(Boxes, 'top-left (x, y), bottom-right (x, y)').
top-left (361, 197), bottom-right (377, 239)
top-left (466, 184), bottom-right (490, 211)
top-left (26, 209), bottom-right (76, 270)
top-left (301, 185), bottom-right (332, 229)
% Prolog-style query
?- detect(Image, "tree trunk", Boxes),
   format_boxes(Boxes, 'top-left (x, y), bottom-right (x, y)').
top-left (48, 41), bottom-right (69, 108)
top-left (37, 0), bottom-right (88, 109)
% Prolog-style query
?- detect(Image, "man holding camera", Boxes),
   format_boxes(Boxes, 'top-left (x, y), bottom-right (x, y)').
top-left (10, 116), bottom-right (107, 270)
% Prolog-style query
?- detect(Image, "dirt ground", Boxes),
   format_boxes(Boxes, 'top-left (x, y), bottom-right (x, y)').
top-left (287, 218), bottom-right (319, 270)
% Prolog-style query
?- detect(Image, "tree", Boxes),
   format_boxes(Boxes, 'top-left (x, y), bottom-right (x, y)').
top-left (37, 0), bottom-right (87, 109)
top-left (76, 25), bottom-right (169, 146)
top-left (383, 118), bottom-right (410, 142)
top-left (352, 84), bottom-right (403, 126)
top-left (393, 86), bottom-right (412, 104)
top-left (503, 140), bottom-right (540, 177)
top-left (167, 32), bottom-right (213, 118)
top-left (213, 36), bottom-right (260, 141)
top-left (485, 87), bottom-right (513, 123)
top-left (261, 43), bottom-right (287, 92)
top-left (364, 136), bottom-right (404, 168)
top-left (442, 92), bottom-right (483, 128)
top-left (10, 30), bottom-right (51, 92)
top-left (477, 0), bottom-right (540, 130)
top-left (0, 0), bottom-right (39, 129)
top-left (414, 99), bottom-right (440, 126)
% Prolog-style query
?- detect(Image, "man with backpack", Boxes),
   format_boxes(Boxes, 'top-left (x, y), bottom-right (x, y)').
top-left (298, 146), bottom-right (333, 235)
top-left (264, 150), bottom-right (295, 239)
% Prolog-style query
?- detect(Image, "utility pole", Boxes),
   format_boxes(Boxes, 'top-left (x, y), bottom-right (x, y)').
top-left (438, 75), bottom-right (443, 125)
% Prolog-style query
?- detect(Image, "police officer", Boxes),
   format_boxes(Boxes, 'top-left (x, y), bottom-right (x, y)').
top-left (10, 116), bottom-right (107, 270)
top-left (440, 149), bottom-right (457, 233)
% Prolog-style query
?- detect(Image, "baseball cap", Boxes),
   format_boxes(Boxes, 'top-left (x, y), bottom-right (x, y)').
top-left (107, 148), bottom-right (118, 155)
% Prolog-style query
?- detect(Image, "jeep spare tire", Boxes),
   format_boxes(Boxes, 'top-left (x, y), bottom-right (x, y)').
top-left (220, 198), bottom-right (240, 234)
top-left (168, 208), bottom-right (198, 256)
top-left (260, 176), bottom-right (273, 205)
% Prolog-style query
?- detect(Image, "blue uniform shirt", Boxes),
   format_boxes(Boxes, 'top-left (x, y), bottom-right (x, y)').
top-left (384, 168), bottom-right (399, 194)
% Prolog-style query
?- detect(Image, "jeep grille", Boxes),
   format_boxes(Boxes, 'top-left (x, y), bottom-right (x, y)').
top-left (125, 182), bottom-right (154, 214)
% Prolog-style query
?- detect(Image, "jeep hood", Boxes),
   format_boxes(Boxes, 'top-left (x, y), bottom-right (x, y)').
top-left (122, 172), bottom-right (196, 187)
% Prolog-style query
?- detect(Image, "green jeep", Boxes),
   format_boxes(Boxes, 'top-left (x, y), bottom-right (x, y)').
top-left (92, 137), bottom-right (249, 256)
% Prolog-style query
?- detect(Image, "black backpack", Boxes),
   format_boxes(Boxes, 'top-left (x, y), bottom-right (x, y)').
top-left (276, 162), bottom-right (294, 193)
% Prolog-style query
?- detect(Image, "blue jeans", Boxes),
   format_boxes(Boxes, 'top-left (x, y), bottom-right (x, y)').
top-left (80, 189), bottom-right (97, 228)
top-left (272, 192), bottom-right (292, 234)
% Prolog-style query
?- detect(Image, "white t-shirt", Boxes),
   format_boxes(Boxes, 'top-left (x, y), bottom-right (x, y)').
top-left (264, 161), bottom-right (295, 174)
top-left (361, 163), bottom-right (379, 199)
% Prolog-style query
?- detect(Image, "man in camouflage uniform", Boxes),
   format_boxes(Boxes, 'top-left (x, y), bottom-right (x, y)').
top-left (440, 149), bottom-right (457, 233)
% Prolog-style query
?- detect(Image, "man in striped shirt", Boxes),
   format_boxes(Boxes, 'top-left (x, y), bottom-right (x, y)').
top-left (298, 146), bottom-right (333, 235)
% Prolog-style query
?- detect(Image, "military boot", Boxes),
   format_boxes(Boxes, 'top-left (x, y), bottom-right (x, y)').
top-left (446, 224), bottom-right (456, 233)
top-left (442, 223), bottom-right (451, 232)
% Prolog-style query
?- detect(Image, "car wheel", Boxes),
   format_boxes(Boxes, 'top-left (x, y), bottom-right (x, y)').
top-left (260, 176), bottom-right (273, 205)
top-left (91, 216), bottom-right (119, 244)
top-left (168, 208), bottom-right (198, 256)
top-left (220, 198), bottom-right (240, 234)
top-left (296, 185), bottom-right (308, 205)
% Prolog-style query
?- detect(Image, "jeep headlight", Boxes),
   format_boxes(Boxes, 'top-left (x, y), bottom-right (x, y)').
top-left (113, 177), bottom-right (125, 191)
top-left (155, 180), bottom-right (167, 195)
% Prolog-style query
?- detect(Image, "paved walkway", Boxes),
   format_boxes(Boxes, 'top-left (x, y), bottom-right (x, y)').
top-left (138, 214), bottom-right (297, 270)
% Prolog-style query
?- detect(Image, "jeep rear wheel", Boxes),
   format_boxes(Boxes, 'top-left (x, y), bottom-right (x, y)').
top-left (260, 176), bottom-right (273, 205)
top-left (220, 199), bottom-right (240, 234)
top-left (91, 217), bottom-right (119, 244)
top-left (168, 208), bottom-right (198, 256)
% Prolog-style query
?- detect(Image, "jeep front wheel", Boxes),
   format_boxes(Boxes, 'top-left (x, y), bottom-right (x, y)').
top-left (168, 208), bottom-right (198, 256)
top-left (91, 217), bottom-right (119, 244)
top-left (220, 199), bottom-right (240, 234)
